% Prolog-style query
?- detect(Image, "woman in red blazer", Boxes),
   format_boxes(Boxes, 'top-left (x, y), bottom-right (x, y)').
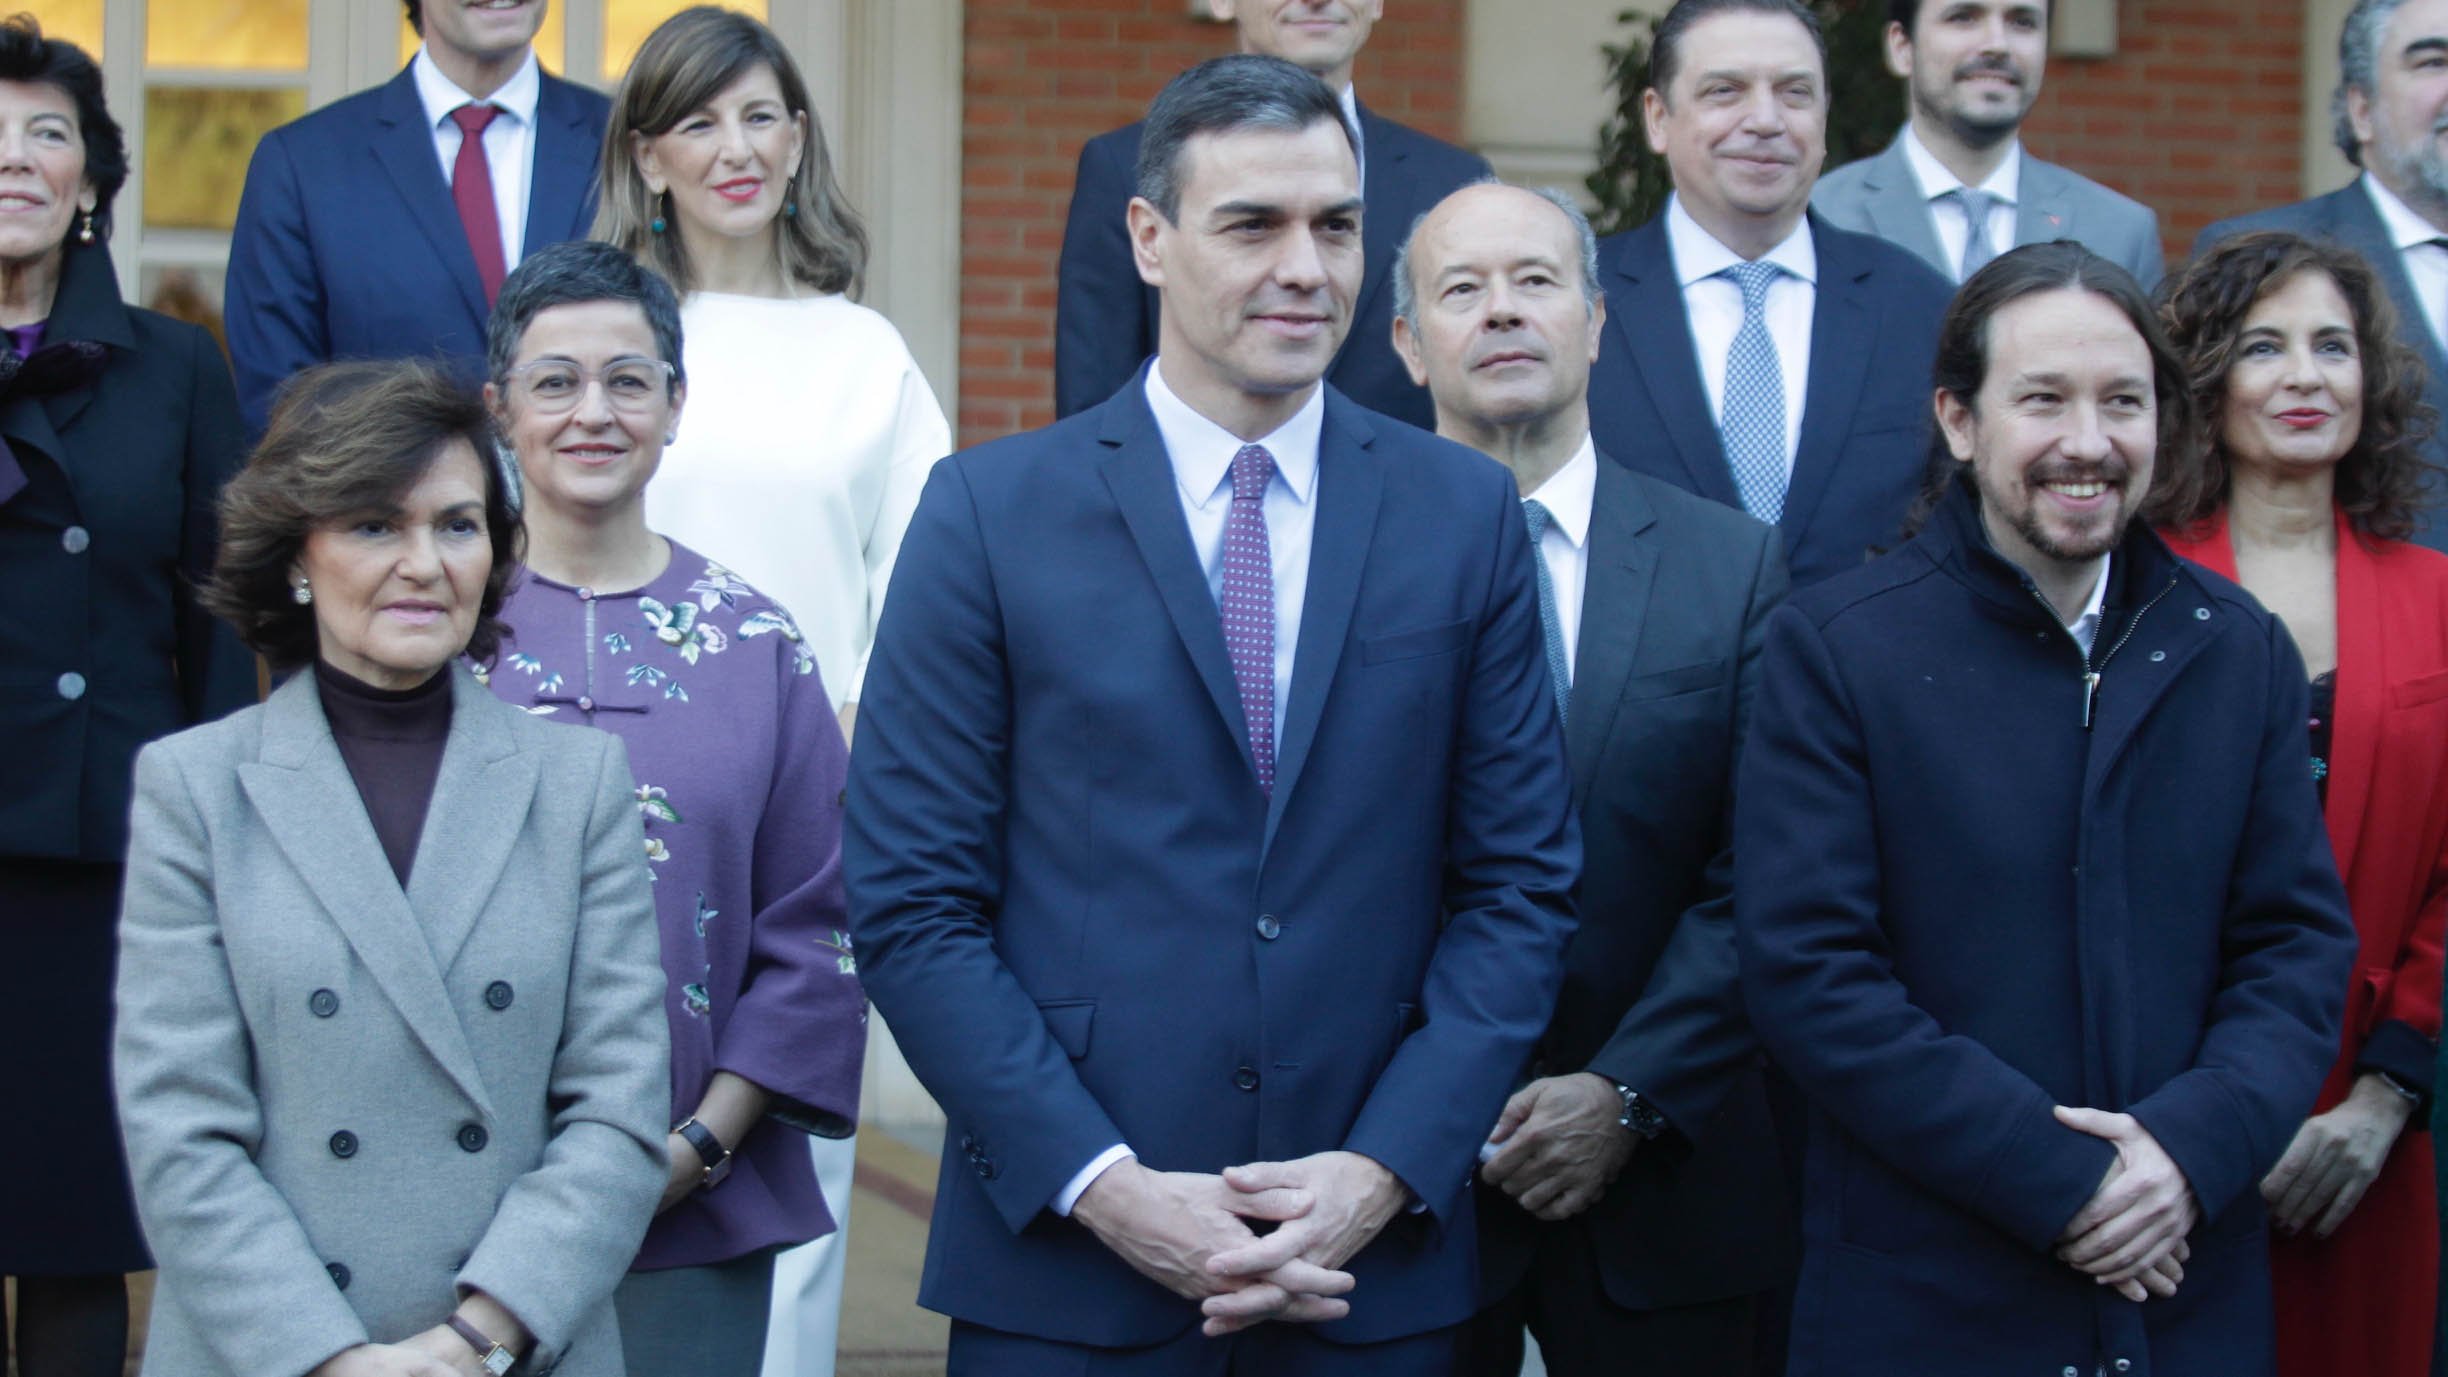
top-left (2156, 230), bottom-right (2448, 1377)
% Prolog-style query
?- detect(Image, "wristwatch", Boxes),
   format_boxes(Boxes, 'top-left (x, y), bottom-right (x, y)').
top-left (674, 1116), bottom-right (734, 1188)
top-left (1613, 1083), bottom-right (1668, 1140)
top-left (445, 1314), bottom-right (516, 1377)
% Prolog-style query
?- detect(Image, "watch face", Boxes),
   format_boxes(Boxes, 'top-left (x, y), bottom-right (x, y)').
top-left (481, 1349), bottom-right (515, 1377)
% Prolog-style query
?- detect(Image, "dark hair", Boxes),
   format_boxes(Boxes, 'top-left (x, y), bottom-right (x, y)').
top-left (1647, 0), bottom-right (1827, 99)
top-left (1135, 53), bottom-right (1356, 223)
top-left (487, 239), bottom-right (686, 390)
top-left (595, 7), bottom-right (868, 297)
top-left (205, 361), bottom-right (520, 670)
top-left (2147, 230), bottom-right (2437, 542)
top-left (2335, 0), bottom-right (2412, 166)
top-left (1888, 0), bottom-right (2054, 33)
top-left (404, 0), bottom-right (421, 36)
top-left (0, 14), bottom-right (125, 245)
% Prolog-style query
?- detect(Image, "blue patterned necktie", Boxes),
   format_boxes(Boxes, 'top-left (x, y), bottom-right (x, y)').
top-left (1949, 186), bottom-right (2000, 281)
top-left (1220, 444), bottom-right (1278, 794)
top-left (1719, 260), bottom-right (1788, 523)
top-left (1522, 499), bottom-right (1570, 724)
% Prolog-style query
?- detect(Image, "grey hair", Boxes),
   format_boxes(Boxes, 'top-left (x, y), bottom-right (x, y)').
top-left (486, 239), bottom-right (687, 391)
top-left (1391, 180), bottom-right (1604, 326)
top-left (2335, 0), bottom-right (2412, 166)
top-left (1135, 53), bottom-right (1356, 223)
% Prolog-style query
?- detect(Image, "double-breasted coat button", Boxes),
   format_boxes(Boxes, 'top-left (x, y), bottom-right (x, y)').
top-left (326, 1261), bottom-right (350, 1290)
top-left (328, 1130), bottom-right (358, 1158)
top-left (56, 672), bottom-right (84, 700)
top-left (2062, 1367), bottom-right (2079, 1377)
top-left (577, 695), bottom-right (595, 711)
top-left (1255, 914), bottom-right (1282, 941)
top-left (484, 980), bottom-right (514, 1010)
top-left (308, 988), bottom-right (339, 1018)
top-left (2114, 1362), bottom-right (2132, 1373)
top-left (1233, 1066), bottom-right (1260, 1091)
top-left (457, 1123), bottom-right (489, 1153)
top-left (60, 525), bottom-right (88, 554)
top-left (2149, 650), bottom-right (2166, 662)
top-left (2195, 606), bottom-right (2212, 620)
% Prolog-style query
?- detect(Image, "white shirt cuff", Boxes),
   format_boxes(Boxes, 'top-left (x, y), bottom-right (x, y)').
top-left (1052, 1144), bottom-right (1135, 1217)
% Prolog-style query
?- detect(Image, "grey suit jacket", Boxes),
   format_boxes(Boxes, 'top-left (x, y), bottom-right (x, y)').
top-left (1814, 132), bottom-right (2165, 289)
top-left (115, 665), bottom-right (670, 1377)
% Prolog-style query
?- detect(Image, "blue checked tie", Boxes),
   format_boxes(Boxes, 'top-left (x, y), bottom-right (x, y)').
top-left (1719, 260), bottom-right (1788, 524)
top-left (1949, 186), bottom-right (2000, 281)
top-left (1522, 499), bottom-right (1570, 724)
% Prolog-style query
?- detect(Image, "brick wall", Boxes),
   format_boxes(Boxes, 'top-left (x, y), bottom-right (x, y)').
top-left (2020, 0), bottom-right (2305, 268)
top-left (957, 1), bottom-right (1467, 447)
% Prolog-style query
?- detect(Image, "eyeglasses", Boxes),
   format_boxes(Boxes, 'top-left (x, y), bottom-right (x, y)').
top-left (502, 358), bottom-right (675, 414)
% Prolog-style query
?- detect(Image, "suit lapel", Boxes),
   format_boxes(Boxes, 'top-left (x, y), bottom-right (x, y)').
top-left (2015, 156), bottom-right (2072, 250)
top-left (1859, 137), bottom-right (1949, 277)
top-left (1605, 223), bottom-right (1742, 507)
top-left (1350, 105), bottom-right (1405, 340)
top-left (237, 673), bottom-right (495, 1118)
top-left (2332, 184), bottom-right (2448, 382)
top-left (1096, 382), bottom-right (1258, 779)
top-left (2325, 512), bottom-right (2384, 881)
top-left (523, 74), bottom-right (597, 251)
top-left (403, 669), bottom-right (538, 978)
top-left (35, 243), bottom-right (134, 437)
top-left (1781, 216), bottom-right (1874, 554)
top-left (369, 66), bottom-right (490, 331)
top-left (1265, 395), bottom-right (1384, 845)
top-left (1566, 457), bottom-right (1657, 810)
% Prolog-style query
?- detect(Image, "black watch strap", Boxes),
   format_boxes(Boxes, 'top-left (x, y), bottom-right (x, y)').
top-left (674, 1116), bottom-right (733, 1187)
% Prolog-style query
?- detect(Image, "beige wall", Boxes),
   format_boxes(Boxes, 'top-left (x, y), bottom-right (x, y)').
top-left (1464, 0), bottom-right (1662, 194)
top-left (2306, 0), bottom-right (2355, 196)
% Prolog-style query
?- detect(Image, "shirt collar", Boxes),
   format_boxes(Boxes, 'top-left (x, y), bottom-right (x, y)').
top-left (1666, 194), bottom-right (1818, 288)
top-left (1144, 361), bottom-right (1324, 510)
top-left (2066, 550), bottom-right (2111, 634)
top-left (1521, 435), bottom-right (1597, 549)
top-left (1899, 123), bottom-right (2020, 204)
top-left (2363, 173), bottom-right (2448, 250)
top-left (412, 45), bottom-right (542, 130)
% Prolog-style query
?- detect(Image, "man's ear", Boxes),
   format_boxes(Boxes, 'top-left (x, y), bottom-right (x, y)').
top-left (1391, 312), bottom-right (1429, 388)
top-left (1883, 21), bottom-right (1913, 81)
top-left (1642, 87), bottom-right (1671, 157)
top-left (1127, 196), bottom-right (1169, 290)
top-left (2346, 84), bottom-right (2379, 155)
top-left (1934, 387), bottom-right (1979, 462)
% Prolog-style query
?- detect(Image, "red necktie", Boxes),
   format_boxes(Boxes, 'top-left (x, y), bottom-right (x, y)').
top-left (449, 103), bottom-right (506, 305)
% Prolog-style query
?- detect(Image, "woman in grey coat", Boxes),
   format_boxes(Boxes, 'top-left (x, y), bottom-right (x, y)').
top-left (113, 361), bottom-right (671, 1377)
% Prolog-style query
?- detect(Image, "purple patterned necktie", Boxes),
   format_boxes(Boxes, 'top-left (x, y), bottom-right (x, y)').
top-left (1221, 443), bottom-right (1278, 794)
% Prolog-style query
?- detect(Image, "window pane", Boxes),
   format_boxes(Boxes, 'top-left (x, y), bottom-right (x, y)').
top-left (25, 0), bottom-right (104, 60)
top-left (142, 86), bottom-right (306, 230)
top-left (605, 0), bottom-right (767, 80)
top-left (148, 0), bottom-right (309, 70)
top-left (400, 7), bottom-right (566, 75)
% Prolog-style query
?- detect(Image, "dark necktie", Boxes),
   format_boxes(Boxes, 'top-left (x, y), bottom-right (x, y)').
top-left (449, 103), bottom-right (507, 305)
top-left (1522, 499), bottom-right (1570, 724)
top-left (1220, 444), bottom-right (1278, 794)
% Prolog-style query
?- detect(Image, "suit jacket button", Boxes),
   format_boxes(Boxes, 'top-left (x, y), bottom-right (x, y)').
top-left (326, 1261), bottom-right (350, 1291)
top-left (1234, 1066), bottom-right (1260, 1091)
top-left (1255, 914), bottom-right (1281, 941)
top-left (328, 1130), bottom-right (357, 1158)
top-left (308, 988), bottom-right (339, 1018)
top-left (484, 980), bottom-right (514, 1010)
top-left (61, 525), bottom-right (88, 554)
top-left (457, 1123), bottom-right (488, 1153)
top-left (56, 672), bottom-right (85, 701)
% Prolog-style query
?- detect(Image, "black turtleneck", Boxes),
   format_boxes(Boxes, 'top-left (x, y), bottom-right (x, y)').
top-left (314, 660), bottom-right (453, 887)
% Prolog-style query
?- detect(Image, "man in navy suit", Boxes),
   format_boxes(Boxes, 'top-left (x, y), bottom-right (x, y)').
top-left (1390, 182), bottom-right (1792, 1375)
top-left (224, 0), bottom-right (609, 437)
top-left (1588, 0), bottom-right (1954, 588)
top-left (848, 54), bottom-right (1580, 1374)
top-left (2196, 0), bottom-right (2448, 551)
top-left (1053, 1), bottom-right (1491, 428)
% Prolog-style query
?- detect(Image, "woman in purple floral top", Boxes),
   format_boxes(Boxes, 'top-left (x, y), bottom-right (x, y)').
top-left (476, 241), bottom-right (865, 1375)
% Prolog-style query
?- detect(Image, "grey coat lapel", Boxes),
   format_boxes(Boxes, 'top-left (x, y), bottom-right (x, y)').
top-left (404, 667), bottom-right (539, 978)
top-left (1566, 455), bottom-right (1658, 811)
top-left (238, 671), bottom-right (496, 1119)
top-left (1860, 137), bottom-right (1950, 279)
top-left (2016, 156), bottom-right (2073, 249)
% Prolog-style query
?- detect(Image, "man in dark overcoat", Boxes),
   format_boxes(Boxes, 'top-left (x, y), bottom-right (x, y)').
top-left (1736, 241), bottom-right (2358, 1377)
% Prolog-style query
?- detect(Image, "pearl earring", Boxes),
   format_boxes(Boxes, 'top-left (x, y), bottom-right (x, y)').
top-left (76, 212), bottom-right (93, 245)
top-left (292, 581), bottom-right (313, 606)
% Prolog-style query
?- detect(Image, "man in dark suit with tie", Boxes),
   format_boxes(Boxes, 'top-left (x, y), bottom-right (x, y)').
top-left (224, 0), bottom-right (609, 437)
top-left (1588, 0), bottom-right (1954, 588)
top-left (1053, 0), bottom-right (1491, 428)
top-left (848, 54), bottom-right (1580, 1375)
top-left (2196, 0), bottom-right (2448, 551)
top-left (1392, 181), bottom-right (1792, 1376)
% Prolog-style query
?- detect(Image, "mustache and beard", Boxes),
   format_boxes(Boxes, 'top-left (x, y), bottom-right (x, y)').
top-left (1980, 456), bottom-right (2142, 566)
top-left (1919, 55), bottom-right (2032, 149)
top-left (2379, 112), bottom-right (2448, 212)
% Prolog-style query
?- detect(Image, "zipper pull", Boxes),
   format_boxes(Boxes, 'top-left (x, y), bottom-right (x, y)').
top-left (2082, 670), bottom-right (2101, 729)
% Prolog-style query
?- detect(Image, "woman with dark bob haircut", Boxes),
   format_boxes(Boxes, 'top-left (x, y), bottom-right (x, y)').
top-left (115, 359), bottom-right (672, 1377)
top-left (0, 15), bottom-right (253, 1374)
top-left (2152, 230), bottom-right (2448, 1377)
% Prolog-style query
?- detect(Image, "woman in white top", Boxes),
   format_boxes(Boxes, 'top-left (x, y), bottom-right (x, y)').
top-left (593, 10), bottom-right (949, 1376)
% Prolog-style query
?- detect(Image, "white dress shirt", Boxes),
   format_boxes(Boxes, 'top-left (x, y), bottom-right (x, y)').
top-left (1050, 363), bottom-right (1325, 1217)
top-left (1667, 195), bottom-right (1816, 479)
top-left (410, 45), bottom-right (540, 270)
top-left (1900, 124), bottom-right (2021, 281)
top-left (2064, 552), bottom-right (2110, 657)
top-left (1522, 436), bottom-right (1596, 681)
top-left (1339, 83), bottom-right (1366, 182)
top-left (2363, 174), bottom-right (2448, 355)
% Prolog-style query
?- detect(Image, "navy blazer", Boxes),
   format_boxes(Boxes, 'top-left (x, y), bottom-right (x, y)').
top-left (2197, 183), bottom-right (2448, 554)
top-left (224, 64), bottom-right (610, 437)
top-left (1052, 105), bottom-right (1491, 429)
top-left (845, 372), bottom-right (1581, 1348)
top-left (1587, 211), bottom-right (1954, 588)
top-left (1736, 477), bottom-right (2355, 1377)
top-left (1477, 456), bottom-right (1795, 1316)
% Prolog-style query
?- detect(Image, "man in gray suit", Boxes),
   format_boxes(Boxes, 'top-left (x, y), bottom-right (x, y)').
top-left (2196, 0), bottom-right (2448, 550)
top-left (1814, 0), bottom-right (2162, 287)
